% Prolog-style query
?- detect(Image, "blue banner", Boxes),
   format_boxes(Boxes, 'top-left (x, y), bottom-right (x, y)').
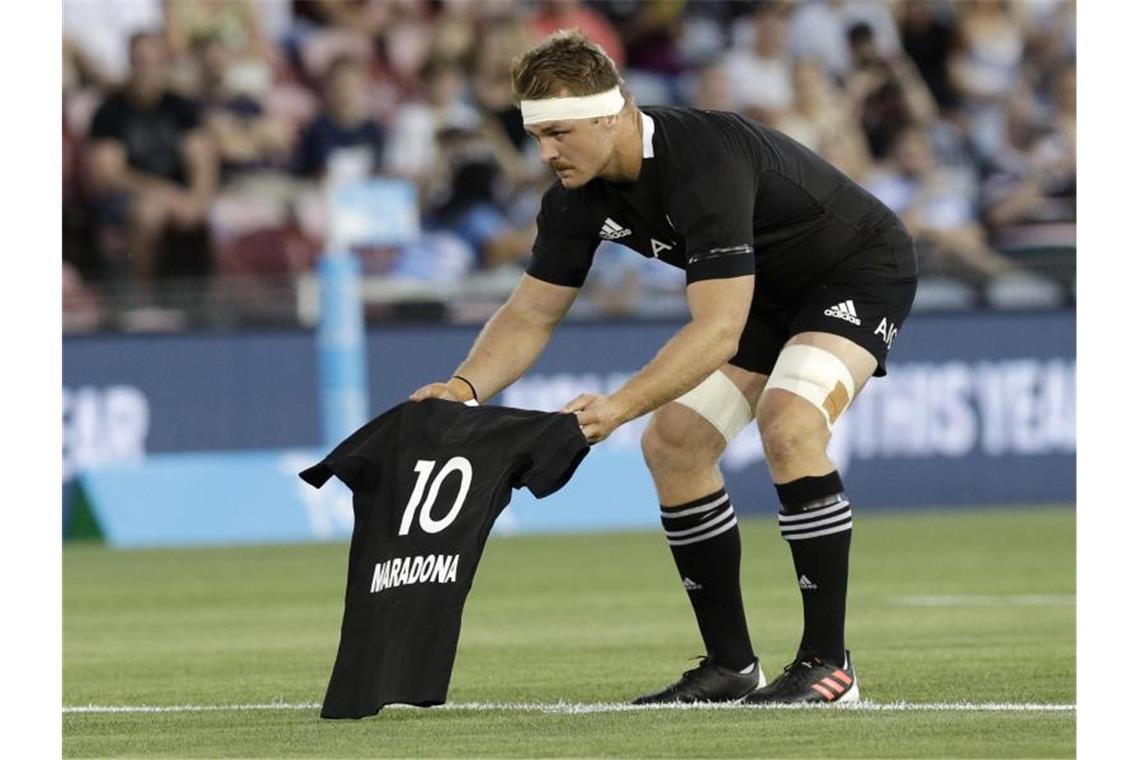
top-left (78, 446), bottom-right (658, 548)
top-left (65, 310), bottom-right (1075, 545)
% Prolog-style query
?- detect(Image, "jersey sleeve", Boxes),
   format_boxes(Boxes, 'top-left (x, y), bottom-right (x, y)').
top-left (510, 412), bottom-right (591, 498)
top-left (299, 406), bottom-right (402, 491)
top-left (525, 184), bottom-right (599, 288)
top-left (299, 454), bottom-right (374, 492)
top-left (666, 146), bottom-right (757, 285)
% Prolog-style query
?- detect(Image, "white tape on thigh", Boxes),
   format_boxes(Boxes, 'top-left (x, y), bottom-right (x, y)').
top-left (763, 345), bottom-right (855, 429)
top-left (673, 370), bottom-right (754, 442)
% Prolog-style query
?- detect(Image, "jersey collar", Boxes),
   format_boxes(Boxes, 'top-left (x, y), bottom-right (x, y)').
top-left (640, 111), bottom-right (655, 159)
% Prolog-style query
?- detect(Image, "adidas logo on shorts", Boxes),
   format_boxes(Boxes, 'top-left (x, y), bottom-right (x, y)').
top-left (824, 300), bottom-right (861, 326)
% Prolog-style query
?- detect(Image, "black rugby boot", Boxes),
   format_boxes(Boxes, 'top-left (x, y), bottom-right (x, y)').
top-left (632, 658), bottom-right (762, 704)
top-left (743, 650), bottom-right (859, 704)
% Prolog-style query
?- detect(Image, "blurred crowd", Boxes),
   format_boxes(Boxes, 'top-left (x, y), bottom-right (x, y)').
top-left (62, 0), bottom-right (1077, 331)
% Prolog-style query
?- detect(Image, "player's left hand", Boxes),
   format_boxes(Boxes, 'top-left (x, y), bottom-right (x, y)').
top-left (561, 393), bottom-right (628, 444)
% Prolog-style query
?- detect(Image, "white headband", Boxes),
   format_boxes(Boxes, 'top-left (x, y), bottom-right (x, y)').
top-left (520, 86), bottom-right (625, 125)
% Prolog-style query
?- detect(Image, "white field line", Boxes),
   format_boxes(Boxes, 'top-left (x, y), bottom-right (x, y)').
top-left (64, 700), bottom-right (1075, 716)
top-left (890, 594), bottom-right (1075, 607)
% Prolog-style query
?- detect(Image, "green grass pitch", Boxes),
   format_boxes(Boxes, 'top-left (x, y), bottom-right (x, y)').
top-left (63, 507), bottom-right (1074, 758)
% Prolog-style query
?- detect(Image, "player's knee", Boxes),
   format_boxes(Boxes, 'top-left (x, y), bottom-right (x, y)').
top-left (641, 406), bottom-right (720, 474)
top-left (757, 400), bottom-right (828, 472)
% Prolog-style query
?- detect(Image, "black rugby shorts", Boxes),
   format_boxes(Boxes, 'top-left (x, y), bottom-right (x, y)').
top-left (729, 220), bottom-right (917, 378)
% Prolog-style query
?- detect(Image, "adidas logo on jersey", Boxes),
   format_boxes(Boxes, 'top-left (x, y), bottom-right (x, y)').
top-left (599, 218), bottom-right (632, 240)
top-left (682, 577), bottom-right (703, 591)
top-left (824, 300), bottom-right (861, 325)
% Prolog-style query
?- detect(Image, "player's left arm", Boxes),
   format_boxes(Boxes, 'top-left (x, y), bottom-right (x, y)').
top-left (564, 273), bottom-right (753, 443)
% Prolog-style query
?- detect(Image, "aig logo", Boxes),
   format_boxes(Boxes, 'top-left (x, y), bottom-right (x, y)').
top-left (874, 318), bottom-right (899, 349)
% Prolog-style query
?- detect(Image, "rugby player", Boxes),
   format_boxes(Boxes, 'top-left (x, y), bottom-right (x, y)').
top-left (412, 30), bottom-right (916, 704)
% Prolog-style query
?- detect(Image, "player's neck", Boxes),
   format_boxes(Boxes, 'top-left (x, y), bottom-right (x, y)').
top-left (597, 108), bottom-right (644, 185)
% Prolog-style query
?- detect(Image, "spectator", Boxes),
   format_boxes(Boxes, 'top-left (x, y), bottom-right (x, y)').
top-left (165, 0), bottom-right (277, 101)
top-left (190, 34), bottom-right (294, 178)
top-left (846, 20), bottom-right (937, 158)
top-left (86, 32), bottom-right (219, 283)
top-left (608, 0), bottom-right (685, 76)
top-left (980, 64), bottom-right (1075, 243)
top-left (59, 0), bottom-right (1078, 327)
top-left (290, 1), bottom-right (389, 88)
top-left (720, 1), bottom-right (795, 124)
top-left (165, 0), bottom-right (272, 61)
top-left (1014, 0), bottom-right (1075, 112)
top-left (530, 0), bottom-right (626, 69)
top-left (785, 0), bottom-right (903, 79)
top-left (690, 59), bottom-right (736, 113)
top-left (776, 58), bottom-right (852, 153)
top-left (379, 0), bottom-right (438, 88)
top-left (383, 56), bottom-right (481, 191)
top-left (863, 125), bottom-right (1015, 281)
top-left (63, 114), bottom-right (98, 284)
top-left (787, 0), bottom-right (851, 79)
top-left (470, 18), bottom-right (544, 189)
top-left (817, 120), bottom-right (875, 184)
top-left (948, 0), bottom-right (1026, 161)
top-left (425, 124), bottom-right (534, 271)
top-left (294, 55), bottom-right (386, 183)
top-left (63, 0), bottom-right (164, 89)
top-left (188, 33), bottom-right (307, 272)
top-left (898, 0), bottom-right (960, 110)
top-left (598, 0), bottom-right (687, 103)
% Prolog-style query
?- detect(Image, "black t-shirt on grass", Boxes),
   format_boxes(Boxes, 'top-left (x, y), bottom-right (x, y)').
top-left (300, 399), bottom-right (590, 719)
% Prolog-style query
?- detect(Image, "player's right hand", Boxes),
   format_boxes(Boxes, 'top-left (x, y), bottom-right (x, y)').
top-left (409, 382), bottom-right (461, 403)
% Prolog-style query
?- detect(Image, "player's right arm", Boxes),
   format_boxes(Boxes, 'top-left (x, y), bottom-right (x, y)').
top-left (409, 273), bottom-right (580, 403)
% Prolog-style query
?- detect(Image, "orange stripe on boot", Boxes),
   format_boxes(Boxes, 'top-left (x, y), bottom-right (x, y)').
top-left (821, 676), bottom-right (845, 693)
top-left (831, 669), bottom-right (853, 685)
top-left (810, 683), bottom-right (836, 700)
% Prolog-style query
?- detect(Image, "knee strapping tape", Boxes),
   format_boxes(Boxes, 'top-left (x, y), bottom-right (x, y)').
top-left (674, 370), bottom-right (754, 442)
top-left (763, 345), bottom-right (855, 429)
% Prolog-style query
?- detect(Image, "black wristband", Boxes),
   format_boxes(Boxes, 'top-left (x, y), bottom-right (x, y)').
top-left (451, 375), bottom-right (479, 402)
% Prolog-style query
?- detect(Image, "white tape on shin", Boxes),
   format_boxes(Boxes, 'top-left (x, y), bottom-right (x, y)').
top-left (674, 370), bottom-right (754, 442)
top-left (764, 345), bottom-right (855, 429)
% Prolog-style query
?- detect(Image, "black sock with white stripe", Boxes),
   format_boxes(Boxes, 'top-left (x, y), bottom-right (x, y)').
top-left (661, 488), bottom-right (755, 672)
top-left (776, 472), bottom-right (852, 666)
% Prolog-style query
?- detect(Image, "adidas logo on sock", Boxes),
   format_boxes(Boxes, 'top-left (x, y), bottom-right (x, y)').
top-left (682, 577), bottom-right (703, 591)
top-left (798, 574), bottom-right (818, 590)
top-left (823, 300), bottom-right (861, 325)
top-left (599, 218), bottom-right (632, 240)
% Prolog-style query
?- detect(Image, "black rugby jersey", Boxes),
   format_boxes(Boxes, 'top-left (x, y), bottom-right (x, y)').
top-left (300, 399), bottom-right (590, 719)
top-left (528, 106), bottom-right (899, 295)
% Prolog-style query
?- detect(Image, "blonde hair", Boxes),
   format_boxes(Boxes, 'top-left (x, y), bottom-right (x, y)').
top-left (511, 29), bottom-right (627, 103)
